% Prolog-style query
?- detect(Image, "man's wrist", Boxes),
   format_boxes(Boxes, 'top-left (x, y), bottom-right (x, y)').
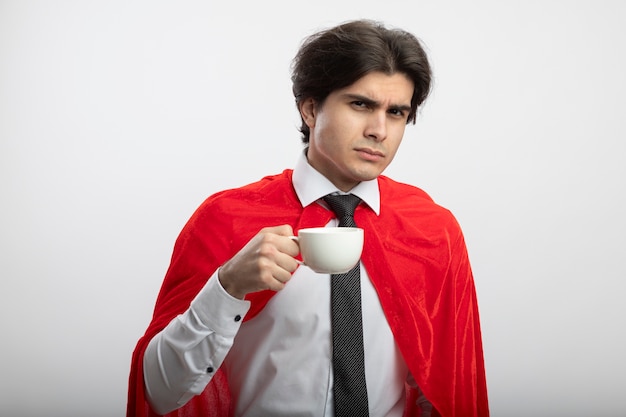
top-left (190, 270), bottom-right (251, 336)
top-left (217, 263), bottom-right (247, 300)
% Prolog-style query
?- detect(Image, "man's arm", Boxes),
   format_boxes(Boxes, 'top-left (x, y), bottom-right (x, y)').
top-left (142, 225), bottom-right (301, 415)
top-left (143, 272), bottom-right (250, 415)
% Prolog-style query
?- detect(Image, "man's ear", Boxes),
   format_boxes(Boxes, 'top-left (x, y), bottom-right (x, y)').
top-left (298, 98), bottom-right (317, 128)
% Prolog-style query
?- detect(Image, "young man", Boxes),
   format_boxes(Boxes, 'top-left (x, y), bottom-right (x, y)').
top-left (127, 19), bottom-right (489, 417)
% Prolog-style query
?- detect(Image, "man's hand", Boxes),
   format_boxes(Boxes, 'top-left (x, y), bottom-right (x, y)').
top-left (218, 225), bottom-right (301, 299)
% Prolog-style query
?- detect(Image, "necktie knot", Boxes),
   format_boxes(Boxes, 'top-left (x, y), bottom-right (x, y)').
top-left (323, 194), bottom-right (361, 228)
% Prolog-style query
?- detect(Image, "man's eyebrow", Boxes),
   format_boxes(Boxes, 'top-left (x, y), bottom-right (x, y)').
top-left (342, 93), bottom-right (412, 112)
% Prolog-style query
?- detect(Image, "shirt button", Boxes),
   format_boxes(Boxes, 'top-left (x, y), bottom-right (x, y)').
top-left (234, 314), bottom-right (242, 322)
top-left (206, 366), bottom-right (214, 373)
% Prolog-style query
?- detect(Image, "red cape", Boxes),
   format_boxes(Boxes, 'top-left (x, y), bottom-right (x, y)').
top-left (127, 170), bottom-right (489, 417)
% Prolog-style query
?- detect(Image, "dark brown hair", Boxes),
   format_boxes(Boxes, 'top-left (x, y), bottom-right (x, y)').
top-left (291, 19), bottom-right (432, 143)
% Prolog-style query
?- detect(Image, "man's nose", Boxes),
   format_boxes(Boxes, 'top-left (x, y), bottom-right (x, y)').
top-left (364, 111), bottom-right (387, 142)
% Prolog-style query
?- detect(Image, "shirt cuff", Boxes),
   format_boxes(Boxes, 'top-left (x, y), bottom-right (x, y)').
top-left (189, 269), bottom-right (251, 338)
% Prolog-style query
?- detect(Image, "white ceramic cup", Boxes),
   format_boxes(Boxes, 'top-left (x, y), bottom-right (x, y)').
top-left (291, 227), bottom-right (364, 274)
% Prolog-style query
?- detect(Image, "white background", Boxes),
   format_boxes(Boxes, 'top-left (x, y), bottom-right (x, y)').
top-left (1, 1), bottom-right (625, 416)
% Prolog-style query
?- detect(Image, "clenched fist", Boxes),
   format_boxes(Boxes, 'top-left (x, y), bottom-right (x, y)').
top-left (218, 225), bottom-right (301, 299)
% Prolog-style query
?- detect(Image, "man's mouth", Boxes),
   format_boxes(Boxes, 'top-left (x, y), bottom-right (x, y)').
top-left (355, 148), bottom-right (385, 161)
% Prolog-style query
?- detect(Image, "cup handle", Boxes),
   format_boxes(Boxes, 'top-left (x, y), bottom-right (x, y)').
top-left (288, 236), bottom-right (304, 265)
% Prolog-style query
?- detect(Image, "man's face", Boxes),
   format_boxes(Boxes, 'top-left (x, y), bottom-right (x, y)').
top-left (301, 71), bottom-right (414, 192)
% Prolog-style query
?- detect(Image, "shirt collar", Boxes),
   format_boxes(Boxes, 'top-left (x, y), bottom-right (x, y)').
top-left (292, 150), bottom-right (380, 215)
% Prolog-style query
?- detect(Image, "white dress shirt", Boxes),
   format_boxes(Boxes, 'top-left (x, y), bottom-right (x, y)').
top-left (144, 153), bottom-right (412, 416)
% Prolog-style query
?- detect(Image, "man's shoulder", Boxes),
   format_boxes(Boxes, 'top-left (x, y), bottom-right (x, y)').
top-left (198, 169), bottom-right (299, 213)
top-left (377, 175), bottom-right (457, 223)
top-left (378, 175), bottom-right (435, 204)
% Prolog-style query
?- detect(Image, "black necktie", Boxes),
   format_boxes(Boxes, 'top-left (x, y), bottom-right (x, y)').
top-left (322, 193), bottom-right (369, 417)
